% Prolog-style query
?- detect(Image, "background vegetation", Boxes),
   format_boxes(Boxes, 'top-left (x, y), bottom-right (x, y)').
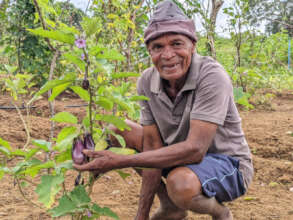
top-left (0, 0), bottom-right (292, 219)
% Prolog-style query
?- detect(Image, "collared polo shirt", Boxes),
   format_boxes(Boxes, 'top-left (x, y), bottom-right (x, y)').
top-left (137, 53), bottom-right (253, 189)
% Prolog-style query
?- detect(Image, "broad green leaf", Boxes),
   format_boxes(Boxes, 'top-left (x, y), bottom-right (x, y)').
top-left (111, 97), bottom-right (133, 113)
top-left (0, 146), bottom-right (10, 156)
top-left (108, 147), bottom-right (136, 155)
top-left (28, 73), bottom-right (75, 105)
top-left (0, 137), bottom-right (12, 151)
top-left (96, 97), bottom-right (113, 111)
top-left (36, 175), bottom-right (64, 208)
top-left (115, 170), bottom-right (131, 180)
top-left (27, 28), bottom-right (75, 44)
top-left (55, 161), bottom-right (73, 174)
top-left (55, 127), bottom-right (79, 152)
top-left (49, 195), bottom-right (76, 217)
top-left (95, 114), bottom-right (130, 131)
top-left (49, 186), bottom-right (91, 217)
top-left (63, 53), bottom-right (85, 72)
top-left (95, 138), bottom-right (108, 151)
top-left (51, 112), bottom-right (78, 124)
top-left (129, 95), bottom-right (149, 101)
top-left (32, 139), bottom-right (51, 152)
top-left (91, 204), bottom-right (119, 220)
top-left (70, 185), bottom-right (91, 206)
top-left (54, 149), bottom-right (72, 163)
top-left (95, 49), bottom-right (125, 61)
top-left (49, 82), bottom-right (72, 101)
top-left (111, 72), bottom-right (140, 79)
top-left (70, 86), bottom-right (90, 102)
top-left (109, 132), bottom-right (125, 148)
top-left (24, 148), bottom-right (39, 161)
top-left (11, 149), bottom-right (27, 157)
top-left (0, 167), bottom-right (11, 179)
top-left (81, 17), bottom-right (101, 37)
top-left (23, 161), bottom-right (55, 177)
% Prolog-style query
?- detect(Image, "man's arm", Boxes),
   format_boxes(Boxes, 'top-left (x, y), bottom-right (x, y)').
top-left (135, 124), bottom-right (163, 220)
top-left (123, 119), bottom-right (218, 169)
top-left (73, 119), bottom-right (218, 172)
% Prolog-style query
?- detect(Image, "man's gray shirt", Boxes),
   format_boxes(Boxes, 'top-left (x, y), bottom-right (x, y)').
top-left (137, 53), bottom-right (254, 189)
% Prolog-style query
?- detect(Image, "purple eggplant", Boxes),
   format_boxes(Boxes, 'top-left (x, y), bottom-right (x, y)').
top-left (72, 138), bottom-right (86, 165)
top-left (84, 133), bottom-right (95, 150)
top-left (82, 79), bottom-right (89, 90)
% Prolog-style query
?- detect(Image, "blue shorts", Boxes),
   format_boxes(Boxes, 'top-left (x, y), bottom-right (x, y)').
top-left (163, 153), bottom-right (246, 203)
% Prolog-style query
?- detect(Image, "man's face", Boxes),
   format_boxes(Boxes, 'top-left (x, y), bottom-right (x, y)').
top-left (148, 34), bottom-right (195, 82)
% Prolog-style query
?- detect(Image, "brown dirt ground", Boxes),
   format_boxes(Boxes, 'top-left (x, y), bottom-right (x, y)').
top-left (0, 90), bottom-right (292, 220)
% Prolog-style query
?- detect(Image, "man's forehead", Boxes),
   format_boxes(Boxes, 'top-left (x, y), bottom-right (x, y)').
top-left (149, 33), bottom-right (192, 44)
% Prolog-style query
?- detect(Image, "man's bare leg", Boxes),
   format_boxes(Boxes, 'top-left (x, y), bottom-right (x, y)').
top-left (109, 120), bottom-right (187, 220)
top-left (166, 167), bottom-right (233, 220)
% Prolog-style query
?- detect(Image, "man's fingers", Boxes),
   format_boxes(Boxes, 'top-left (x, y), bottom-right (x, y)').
top-left (73, 160), bottom-right (97, 171)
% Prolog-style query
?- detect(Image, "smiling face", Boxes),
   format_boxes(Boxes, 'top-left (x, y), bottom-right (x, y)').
top-left (147, 34), bottom-right (195, 83)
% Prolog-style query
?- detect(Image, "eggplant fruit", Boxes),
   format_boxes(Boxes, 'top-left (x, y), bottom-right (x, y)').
top-left (84, 133), bottom-right (95, 150)
top-left (72, 138), bottom-right (86, 165)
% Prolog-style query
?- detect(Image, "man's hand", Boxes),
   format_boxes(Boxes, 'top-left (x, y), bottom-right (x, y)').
top-left (73, 150), bottom-right (122, 173)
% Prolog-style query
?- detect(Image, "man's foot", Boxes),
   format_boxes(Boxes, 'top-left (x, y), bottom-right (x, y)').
top-left (212, 206), bottom-right (233, 220)
top-left (151, 206), bottom-right (187, 220)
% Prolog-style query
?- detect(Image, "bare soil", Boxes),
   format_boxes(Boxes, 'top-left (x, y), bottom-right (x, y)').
top-left (0, 90), bottom-right (292, 220)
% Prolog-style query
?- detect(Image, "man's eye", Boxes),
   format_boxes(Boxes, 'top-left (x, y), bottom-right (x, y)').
top-left (153, 45), bottom-right (162, 50)
top-left (173, 42), bottom-right (183, 47)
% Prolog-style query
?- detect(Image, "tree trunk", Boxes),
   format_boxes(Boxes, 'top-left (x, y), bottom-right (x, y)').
top-left (207, 0), bottom-right (224, 59)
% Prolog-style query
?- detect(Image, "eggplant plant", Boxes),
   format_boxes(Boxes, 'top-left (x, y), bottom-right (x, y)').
top-left (0, 1), bottom-right (148, 219)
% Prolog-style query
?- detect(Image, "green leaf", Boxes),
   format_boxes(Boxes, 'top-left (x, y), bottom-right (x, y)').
top-left (49, 195), bottom-right (76, 217)
top-left (11, 149), bottom-right (27, 157)
top-left (35, 174), bottom-right (64, 208)
top-left (23, 161), bottom-right (55, 177)
top-left (55, 161), bottom-right (73, 174)
top-left (111, 72), bottom-right (140, 79)
top-left (24, 148), bottom-right (39, 161)
top-left (96, 49), bottom-right (125, 61)
top-left (70, 185), bottom-right (91, 206)
top-left (32, 139), bottom-right (51, 152)
top-left (0, 146), bottom-right (11, 156)
top-left (95, 114), bottom-right (130, 131)
top-left (111, 97), bottom-right (133, 113)
top-left (108, 147), bottom-right (136, 155)
top-left (63, 53), bottom-right (85, 72)
top-left (81, 17), bottom-right (101, 37)
top-left (109, 132), bottom-right (125, 148)
top-left (96, 97), bottom-right (113, 111)
top-left (51, 112), bottom-right (78, 124)
top-left (49, 186), bottom-right (91, 217)
top-left (49, 82), bottom-right (72, 101)
top-left (55, 149), bottom-right (72, 163)
top-left (70, 86), bottom-right (90, 102)
top-left (27, 28), bottom-right (75, 44)
top-left (91, 204), bottom-right (119, 220)
top-left (129, 95), bottom-right (149, 101)
top-left (28, 73), bottom-right (75, 105)
top-left (115, 170), bottom-right (131, 180)
top-left (0, 137), bottom-right (12, 152)
top-left (55, 127), bottom-right (79, 152)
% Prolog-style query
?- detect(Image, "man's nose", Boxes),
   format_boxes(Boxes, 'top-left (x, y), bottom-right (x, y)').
top-left (161, 46), bottom-right (175, 59)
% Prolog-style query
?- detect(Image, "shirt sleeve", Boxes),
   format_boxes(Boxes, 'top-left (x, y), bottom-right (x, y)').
top-left (137, 76), bottom-right (155, 126)
top-left (190, 61), bottom-right (232, 126)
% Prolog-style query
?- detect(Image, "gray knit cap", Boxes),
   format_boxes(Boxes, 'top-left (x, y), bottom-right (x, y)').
top-left (144, 0), bottom-right (197, 44)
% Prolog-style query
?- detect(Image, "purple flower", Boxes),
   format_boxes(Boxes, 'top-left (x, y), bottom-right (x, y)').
top-left (81, 53), bottom-right (85, 60)
top-left (87, 210), bottom-right (92, 217)
top-left (75, 39), bottom-right (86, 49)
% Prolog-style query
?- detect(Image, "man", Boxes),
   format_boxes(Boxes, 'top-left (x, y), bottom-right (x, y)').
top-left (74, 1), bottom-right (254, 219)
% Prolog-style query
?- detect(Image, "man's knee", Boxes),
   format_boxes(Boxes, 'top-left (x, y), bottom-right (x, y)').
top-left (166, 167), bottom-right (202, 209)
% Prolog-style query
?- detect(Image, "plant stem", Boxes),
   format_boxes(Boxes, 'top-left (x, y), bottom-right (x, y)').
top-left (12, 102), bottom-right (30, 150)
top-left (15, 177), bottom-right (42, 209)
